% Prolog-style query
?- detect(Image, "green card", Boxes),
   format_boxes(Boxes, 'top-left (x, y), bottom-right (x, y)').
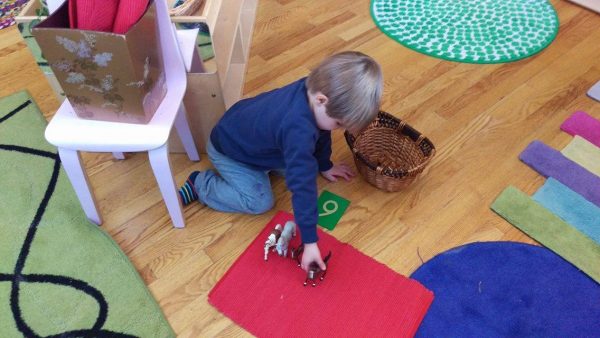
top-left (317, 190), bottom-right (350, 230)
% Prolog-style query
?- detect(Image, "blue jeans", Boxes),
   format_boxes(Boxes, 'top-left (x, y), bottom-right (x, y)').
top-left (193, 140), bottom-right (280, 214)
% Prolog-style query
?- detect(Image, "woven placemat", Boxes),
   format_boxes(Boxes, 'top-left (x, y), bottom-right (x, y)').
top-left (209, 211), bottom-right (434, 337)
top-left (371, 0), bottom-right (559, 63)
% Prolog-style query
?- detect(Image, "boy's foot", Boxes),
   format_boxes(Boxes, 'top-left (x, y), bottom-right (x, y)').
top-left (179, 171), bottom-right (200, 206)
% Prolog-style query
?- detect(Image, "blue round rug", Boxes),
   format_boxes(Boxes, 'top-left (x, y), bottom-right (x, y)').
top-left (410, 242), bottom-right (600, 337)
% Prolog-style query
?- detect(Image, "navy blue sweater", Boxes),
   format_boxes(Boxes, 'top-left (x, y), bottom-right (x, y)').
top-left (210, 78), bottom-right (332, 243)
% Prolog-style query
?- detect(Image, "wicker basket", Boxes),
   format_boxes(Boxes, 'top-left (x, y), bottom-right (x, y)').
top-left (169, 0), bottom-right (205, 16)
top-left (344, 111), bottom-right (435, 192)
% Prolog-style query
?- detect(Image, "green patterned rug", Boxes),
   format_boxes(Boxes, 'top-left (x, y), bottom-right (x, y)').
top-left (0, 91), bottom-right (174, 337)
top-left (371, 0), bottom-right (559, 64)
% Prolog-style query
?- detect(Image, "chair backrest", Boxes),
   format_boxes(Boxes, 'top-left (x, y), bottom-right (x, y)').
top-left (155, 0), bottom-right (187, 98)
top-left (47, 0), bottom-right (66, 14)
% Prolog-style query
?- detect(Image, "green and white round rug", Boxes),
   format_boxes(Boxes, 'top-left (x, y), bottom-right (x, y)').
top-left (371, 0), bottom-right (559, 64)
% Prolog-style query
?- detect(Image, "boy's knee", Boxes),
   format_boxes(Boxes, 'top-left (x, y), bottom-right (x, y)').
top-left (243, 191), bottom-right (274, 214)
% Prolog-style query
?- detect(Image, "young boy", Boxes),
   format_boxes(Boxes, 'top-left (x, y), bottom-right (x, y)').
top-left (179, 51), bottom-right (383, 271)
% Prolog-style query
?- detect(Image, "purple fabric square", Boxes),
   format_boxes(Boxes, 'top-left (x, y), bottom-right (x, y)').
top-left (519, 140), bottom-right (600, 207)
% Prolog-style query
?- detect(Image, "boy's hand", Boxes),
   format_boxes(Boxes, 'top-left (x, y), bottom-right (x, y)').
top-left (301, 242), bottom-right (326, 272)
top-left (321, 163), bottom-right (355, 182)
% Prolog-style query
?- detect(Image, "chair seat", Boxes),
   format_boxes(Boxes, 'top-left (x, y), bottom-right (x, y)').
top-left (46, 93), bottom-right (180, 152)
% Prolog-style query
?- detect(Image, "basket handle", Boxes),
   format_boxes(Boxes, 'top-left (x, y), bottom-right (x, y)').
top-left (397, 120), bottom-right (407, 132)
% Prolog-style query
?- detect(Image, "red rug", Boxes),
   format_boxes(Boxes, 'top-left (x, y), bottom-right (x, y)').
top-left (208, 211), bottom-right (434, 337)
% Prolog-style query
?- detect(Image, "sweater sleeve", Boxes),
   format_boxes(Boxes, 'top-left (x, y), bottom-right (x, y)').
top-left (314, 130), bottom-right (333, 172)
top-left (280, 125), bottom-right (320, 244)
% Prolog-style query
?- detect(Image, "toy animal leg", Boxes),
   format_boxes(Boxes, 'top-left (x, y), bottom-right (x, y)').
top-left (320, 269), bottom-right (327, 281)
top-left (292, 244), bottom-right (304, 266)
top-left (304, 277), bottom-right (316, 287)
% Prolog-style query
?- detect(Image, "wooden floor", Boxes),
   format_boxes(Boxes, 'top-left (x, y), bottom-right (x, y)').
top-left (2, 0), bottom-right (600, 336)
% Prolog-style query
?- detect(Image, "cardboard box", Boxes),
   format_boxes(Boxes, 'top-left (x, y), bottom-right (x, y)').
top-left (32, 1), bottom-right (167, 124)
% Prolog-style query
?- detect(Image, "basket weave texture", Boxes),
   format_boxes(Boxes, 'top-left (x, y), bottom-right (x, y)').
top-left (344, 111), bottom-right (435, 192)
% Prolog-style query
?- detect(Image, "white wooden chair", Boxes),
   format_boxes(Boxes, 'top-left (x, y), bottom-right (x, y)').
top-left (44, 0), bottom-right (200, 228)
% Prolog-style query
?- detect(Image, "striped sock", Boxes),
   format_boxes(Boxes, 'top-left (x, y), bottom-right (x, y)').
top-left (179, 171), bottom-right (200, 205)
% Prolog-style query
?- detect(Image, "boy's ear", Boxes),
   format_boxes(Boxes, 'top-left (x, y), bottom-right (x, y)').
top-left (316, 93), bottom-right (329, 105)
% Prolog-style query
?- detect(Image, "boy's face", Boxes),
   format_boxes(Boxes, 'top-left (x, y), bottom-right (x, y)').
top-left (315, 109), bottom-right (343, 131)
top-left (310, 91), bottom-right (344, 131)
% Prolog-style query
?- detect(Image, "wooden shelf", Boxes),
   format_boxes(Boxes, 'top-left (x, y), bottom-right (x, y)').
top-left (168, 0), bottom-right (258, 153)
top-left (171, 0), bottom-right (257, 107)
top-left (15, 0), bottom-right (43, 24)
top-left (169, 0), bottom-right (222, 33)
top-left (211, 0), bottom-right (257, 107)
top-left (222, 62), bottom-right (245, 108)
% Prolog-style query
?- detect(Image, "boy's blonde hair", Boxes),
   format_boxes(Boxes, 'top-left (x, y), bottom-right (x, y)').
top-left (306, 51), bottom-right (383, 133)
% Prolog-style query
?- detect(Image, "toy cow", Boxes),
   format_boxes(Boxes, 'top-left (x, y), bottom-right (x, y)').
top-left (305, 251), bottom-right (331, 287)
top-left (264, 224), bottom-right (282, 261)
top-left (275, 220), bottom-right (297, 257)
top-left (291, 244), bottom-right (332, 287)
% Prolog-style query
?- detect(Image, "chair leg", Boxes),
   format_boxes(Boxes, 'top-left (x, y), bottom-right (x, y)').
top-left (112, 152), bottom-right (125, 160)
top-left (148, 144), bottom-right (185, 228)
top-left (175, 103), bottom-right (200, 162)
top-left (57, 148), bottom-right (102, 225)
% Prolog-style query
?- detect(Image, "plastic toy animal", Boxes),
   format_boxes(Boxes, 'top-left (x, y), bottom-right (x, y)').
top-left (264, 224), bottom-right (282, 261)
top-left (305, 251), bottom-right (331, 287)
top-left (291, 244), bottom-right (332, 287)
top-left (290, 243), bottom-right (303, 263)
top-left (275, 220), bottom-right (297, 257)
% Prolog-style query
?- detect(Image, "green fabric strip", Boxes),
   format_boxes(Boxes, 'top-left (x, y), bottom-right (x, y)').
top-left (562, 136), bottom-right (600, 177)
top-left (491, 186), bottom-right (600, 284)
